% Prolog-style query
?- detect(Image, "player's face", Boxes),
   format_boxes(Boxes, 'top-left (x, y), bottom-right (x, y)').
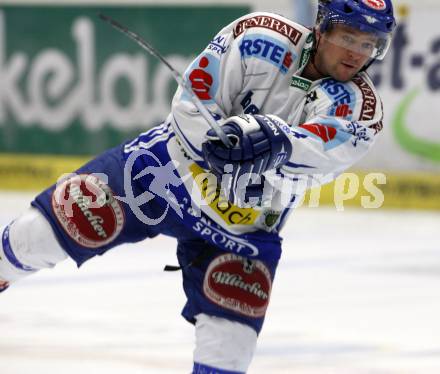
top-left (314, 25), bottom-right (377, 82)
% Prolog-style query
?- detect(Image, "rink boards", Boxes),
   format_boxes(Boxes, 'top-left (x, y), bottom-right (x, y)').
top-left (1, 153), bottom-right (440, 210)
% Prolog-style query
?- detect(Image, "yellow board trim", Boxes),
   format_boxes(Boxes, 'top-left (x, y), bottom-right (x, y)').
top-left (303, 171), bottom-right (440, 211)
top-left (1, 153), bottom-right (440, 210)
top-left (0, 153), bottom-right (91, 191)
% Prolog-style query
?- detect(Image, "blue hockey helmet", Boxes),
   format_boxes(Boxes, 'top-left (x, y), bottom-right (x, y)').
top-left (317, 0), bottom-right (397, 60)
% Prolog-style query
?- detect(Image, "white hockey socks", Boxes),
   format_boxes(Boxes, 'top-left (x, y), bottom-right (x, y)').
top-left (193, 313), bottom-right (257, 373)
top-left (0, 207), bottom-right (68, 286)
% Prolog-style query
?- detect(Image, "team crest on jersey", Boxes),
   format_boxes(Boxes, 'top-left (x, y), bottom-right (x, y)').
top-left (263, 210), bottom-right (280, 228)
top-left (52, 174), bottom-right (124, 249)
top-left (362, 0), bottom-right (386, 11)
top-left (203, 253), bottom-right (272, 318)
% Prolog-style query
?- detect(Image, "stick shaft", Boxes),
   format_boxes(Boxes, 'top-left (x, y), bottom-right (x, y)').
top-left (99, 13), bottom-right (232, 148)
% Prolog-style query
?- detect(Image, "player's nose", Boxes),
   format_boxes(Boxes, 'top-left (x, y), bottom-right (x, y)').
top-left (345, 50), bottom-right (363, 66)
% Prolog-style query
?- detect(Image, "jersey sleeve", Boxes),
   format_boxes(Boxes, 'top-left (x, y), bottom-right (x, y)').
top-left (170, 12), bottom-right (309, 164)
top-left (280, 73), bottom-right (384, 180)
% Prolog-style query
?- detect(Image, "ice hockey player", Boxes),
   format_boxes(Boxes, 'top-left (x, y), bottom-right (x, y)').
top-left (1, 0), bottom-right (396, 372)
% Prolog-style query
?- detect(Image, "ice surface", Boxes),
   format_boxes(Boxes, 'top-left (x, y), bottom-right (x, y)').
top-left (1, 192), bottom-right (439, 374)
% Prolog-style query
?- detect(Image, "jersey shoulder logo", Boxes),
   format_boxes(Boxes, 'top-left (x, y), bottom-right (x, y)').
top-left (233, 15), bottom-right (303, 45)
top-left (352, 75), bottom-right (379, 121)
top-left (183, 55), bottom-right (220, 104)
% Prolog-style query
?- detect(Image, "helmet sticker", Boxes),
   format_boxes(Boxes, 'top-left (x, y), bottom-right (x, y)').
top-left (362, 0), bottom-right (387, 11)
top-left (363, 15), bottom-right (379, 24)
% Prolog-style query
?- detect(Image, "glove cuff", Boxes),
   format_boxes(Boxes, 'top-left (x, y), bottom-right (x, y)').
top-left (222, 115), bottom-right (261, 135)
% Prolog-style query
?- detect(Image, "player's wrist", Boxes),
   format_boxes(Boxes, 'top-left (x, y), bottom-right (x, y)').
top-left (253, 114), bottom-right (293, 169)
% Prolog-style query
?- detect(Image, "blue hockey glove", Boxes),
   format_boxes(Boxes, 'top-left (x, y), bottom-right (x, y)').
top-left (202, 114), bottom-right (292, 206)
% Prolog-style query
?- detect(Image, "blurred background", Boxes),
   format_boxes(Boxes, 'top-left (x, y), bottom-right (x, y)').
top-left (0, 1), bottom-right (439, 373)
top-left (0, 0), bottom-right (439, 209)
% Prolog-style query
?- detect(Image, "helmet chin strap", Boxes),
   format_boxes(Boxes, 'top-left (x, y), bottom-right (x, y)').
top-left (360, 53), bottom-right (380, 71)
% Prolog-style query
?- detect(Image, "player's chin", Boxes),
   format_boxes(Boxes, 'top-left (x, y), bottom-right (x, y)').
top-left (333, 65), bottom-right (360, 82)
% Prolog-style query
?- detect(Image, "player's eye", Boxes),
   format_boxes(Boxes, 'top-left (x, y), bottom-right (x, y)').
top-left (361, 42), bottom-right (375, 52)
top-left (341, 35), bottom-right (355, 45)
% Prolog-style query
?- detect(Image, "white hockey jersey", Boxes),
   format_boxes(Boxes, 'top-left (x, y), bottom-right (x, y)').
top-left (125, 12), bottom-right (384, 257)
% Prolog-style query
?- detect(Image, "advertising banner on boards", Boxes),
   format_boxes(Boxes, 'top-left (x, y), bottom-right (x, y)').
top-left (0, 6), bottom-right (248, 155)
top-left (360, 6), bottom-right (440, 173)
top-left (0, 4), bottom-right (438, 209)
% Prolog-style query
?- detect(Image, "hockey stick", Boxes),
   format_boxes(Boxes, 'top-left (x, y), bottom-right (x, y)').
top-left (99, 13), bottom-right (233, 148)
